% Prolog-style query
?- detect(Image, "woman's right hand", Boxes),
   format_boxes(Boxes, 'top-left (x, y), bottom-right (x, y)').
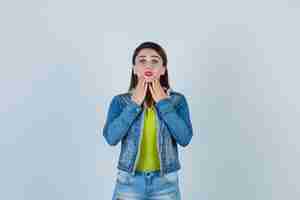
top-left (131, 77), bottom-right (148, 106)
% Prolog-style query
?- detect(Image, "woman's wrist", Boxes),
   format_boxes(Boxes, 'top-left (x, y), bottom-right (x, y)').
top-left (131, 96), bottom-right (142, 106)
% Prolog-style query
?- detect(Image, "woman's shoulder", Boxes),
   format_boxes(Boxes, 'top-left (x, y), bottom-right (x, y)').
top-left (153, 88), bottom-right (189, 108)
top-left (168, 89), bottom-right (185, 98)
top-left (109, 91), bottom-right (132, 105)
top-left (165, 88), bottom-right (187, 100)
top-left (168, 89), bottom-right (192, 110)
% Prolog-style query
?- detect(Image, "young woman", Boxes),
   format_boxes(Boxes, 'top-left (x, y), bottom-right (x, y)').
top-left (103, 41), bottom-right (193, 200)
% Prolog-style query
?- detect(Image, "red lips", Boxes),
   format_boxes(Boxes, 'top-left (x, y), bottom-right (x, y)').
top-left (144, 71), bottom-right (153, 77)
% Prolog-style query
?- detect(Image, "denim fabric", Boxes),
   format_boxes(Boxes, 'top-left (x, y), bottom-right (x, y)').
top-left (103, 88), bottom-right (193, 176)
top-left (112, 169), bottom-right (181, 200)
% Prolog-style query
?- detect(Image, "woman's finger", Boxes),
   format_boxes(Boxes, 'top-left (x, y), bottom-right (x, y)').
top-left (149, 83), bottom-right (156, 99)
top-left (156, 79), bottom-right (163, 90)
top-left (153, 79), bottom-right (160, 93)
top-left (143, 81), bottom-right (148, 93)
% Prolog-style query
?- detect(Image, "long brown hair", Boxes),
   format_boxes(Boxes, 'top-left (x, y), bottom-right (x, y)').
top-left (128, 41), bottom-right (170, 107)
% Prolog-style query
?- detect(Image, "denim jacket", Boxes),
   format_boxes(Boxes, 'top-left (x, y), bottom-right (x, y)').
top-left (103, 88), bottom-right (193, 176)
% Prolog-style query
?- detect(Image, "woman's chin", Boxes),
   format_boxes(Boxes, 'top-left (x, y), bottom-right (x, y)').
top-left (144, 76), bottom-right (158, 82)
top-left (144, 77), bottom-right (154, 82)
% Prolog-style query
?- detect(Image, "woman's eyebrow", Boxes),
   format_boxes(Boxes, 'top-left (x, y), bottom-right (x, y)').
top-left (137, 55), bottom-right (161, 59)
top-left (151, 55), bottom-right (161, 59)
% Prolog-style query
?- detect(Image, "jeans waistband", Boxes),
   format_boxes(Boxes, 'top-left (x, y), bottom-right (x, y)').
top-left (135, 170), bottom-right (161, 177)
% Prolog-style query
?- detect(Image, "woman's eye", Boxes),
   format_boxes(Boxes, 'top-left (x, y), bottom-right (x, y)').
top-left (140, 59), bottom-right (146, 63)
top-left (152, 60), bottom-right (158, 64)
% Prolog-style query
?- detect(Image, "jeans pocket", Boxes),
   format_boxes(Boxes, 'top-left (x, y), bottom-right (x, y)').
top-left (116, 170), bottom-right (133, 185)
top-left (163, 171), bottom-right (179, 184)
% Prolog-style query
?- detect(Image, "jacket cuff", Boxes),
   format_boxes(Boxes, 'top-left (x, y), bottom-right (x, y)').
top-left (155, 97), bottom-right (174, 115)
top-left (127, 98), bottom-right (143, 114)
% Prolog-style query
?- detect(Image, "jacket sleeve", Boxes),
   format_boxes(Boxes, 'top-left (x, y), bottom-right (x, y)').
top-left (155, 94), bottom-right (193, 147)
top-left (102, 95), bottom-right (142, 146)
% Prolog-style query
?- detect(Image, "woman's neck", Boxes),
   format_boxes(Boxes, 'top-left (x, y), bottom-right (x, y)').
top-left (143, 101), bottom-right (154, 108)
top-left (143, 88), bottom-right (154, 108)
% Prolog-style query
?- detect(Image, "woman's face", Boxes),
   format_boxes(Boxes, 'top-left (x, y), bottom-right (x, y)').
top-left (133, 48), bottom-right (166, 83)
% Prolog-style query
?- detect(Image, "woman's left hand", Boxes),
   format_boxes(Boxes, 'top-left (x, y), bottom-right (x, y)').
top-left (149, 79), bottom-right (169, 103)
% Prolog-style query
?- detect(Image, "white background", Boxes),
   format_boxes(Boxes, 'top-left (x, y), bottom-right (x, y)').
top-left (1, 0), bottom-right (300, 199)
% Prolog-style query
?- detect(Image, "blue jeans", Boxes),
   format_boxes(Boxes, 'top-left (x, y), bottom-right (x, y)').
top-left (112, 169), bottom-right (181, 200)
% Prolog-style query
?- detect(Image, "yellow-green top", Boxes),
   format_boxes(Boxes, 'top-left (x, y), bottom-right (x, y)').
top-left (136, 105), bottom-right (160, 171)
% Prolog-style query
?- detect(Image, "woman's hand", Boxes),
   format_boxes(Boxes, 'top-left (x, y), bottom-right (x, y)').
top-left (131, 77), bottom-right (148, 105)
top-left (149, 79), bottom-right (169, 103)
